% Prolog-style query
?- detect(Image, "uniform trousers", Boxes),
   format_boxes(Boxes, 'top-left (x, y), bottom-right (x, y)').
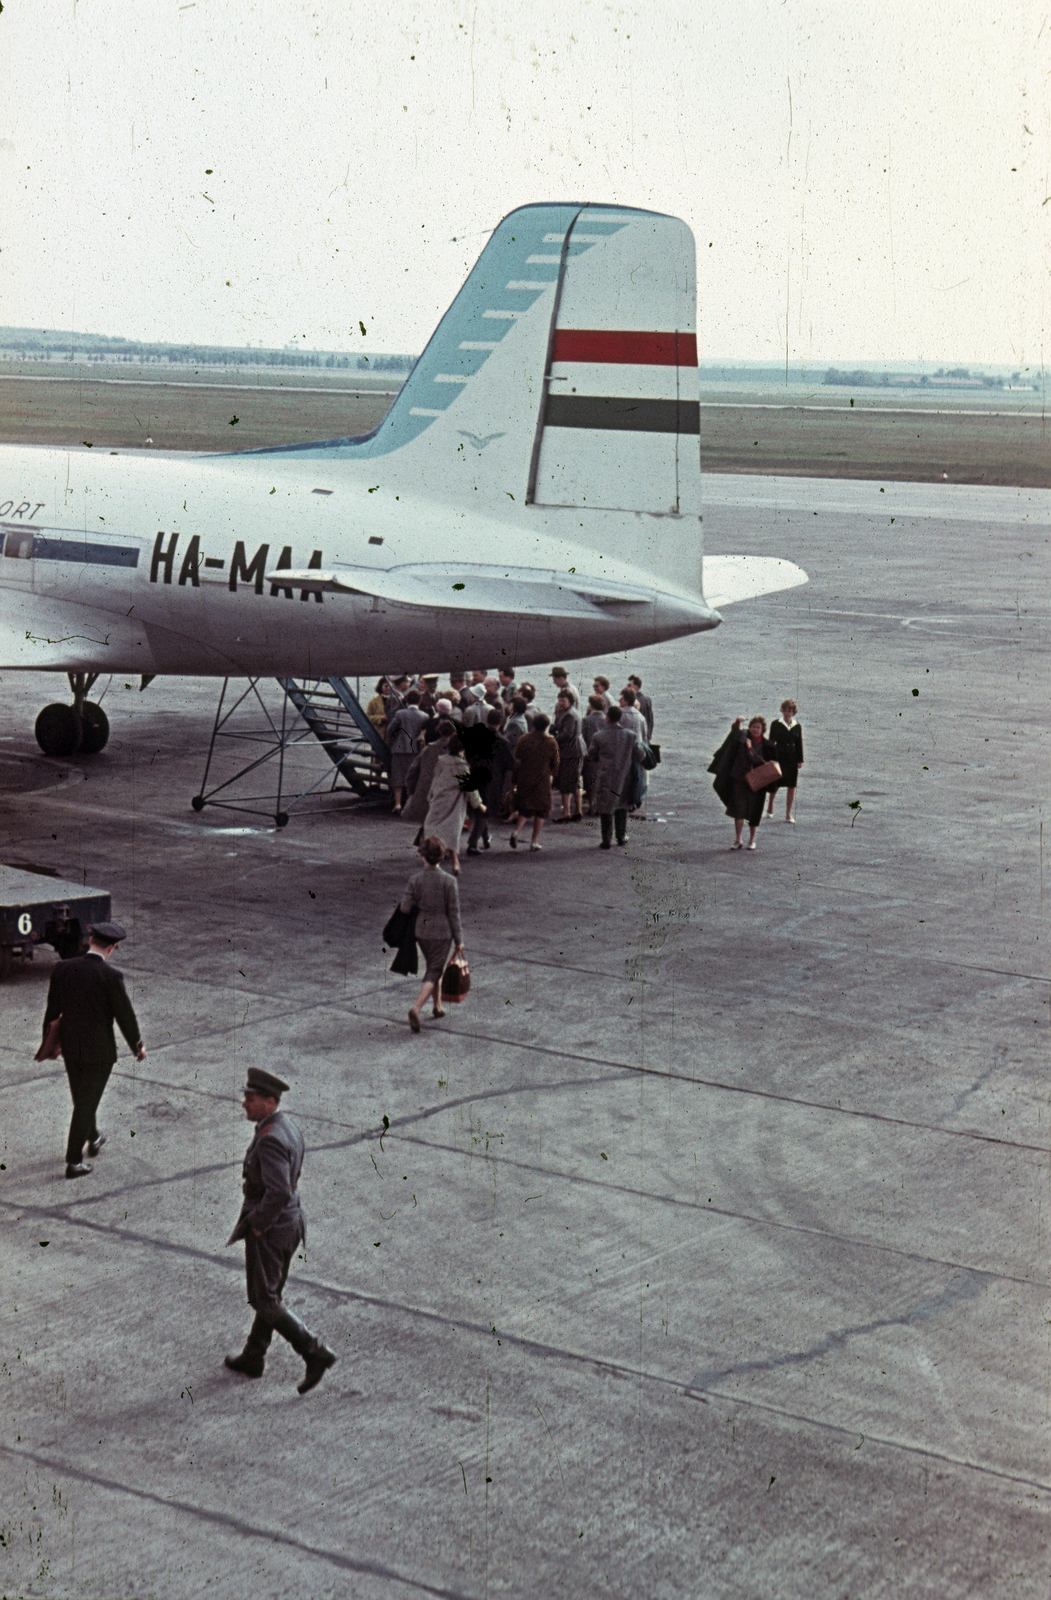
top-left (242, 1226), bottom-right (318, 1357)
top-left (64, 1059), bottom-right (112, 1164)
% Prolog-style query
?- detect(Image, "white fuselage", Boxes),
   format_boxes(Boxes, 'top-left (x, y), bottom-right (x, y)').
top-left (0, 444), bottom-right (719, 678)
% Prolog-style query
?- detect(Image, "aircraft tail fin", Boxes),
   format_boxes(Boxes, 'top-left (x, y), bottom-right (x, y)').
top-left (255, 203), bottom-right (703, 592)
top-left (374, 201), bottom-right (698, 510)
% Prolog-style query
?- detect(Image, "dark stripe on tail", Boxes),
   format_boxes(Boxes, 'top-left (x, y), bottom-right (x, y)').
top-left (543, 395), bottom-right (700, 434)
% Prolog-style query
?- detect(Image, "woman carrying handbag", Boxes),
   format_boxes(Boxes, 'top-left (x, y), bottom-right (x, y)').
top-left (399, 836), bottom-right (466, 1032)
top-left (725, 716), bottom-right (781, 851)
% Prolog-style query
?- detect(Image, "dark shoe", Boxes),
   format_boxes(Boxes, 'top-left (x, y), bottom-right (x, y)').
top-left (298, 1343), bottom-right (337, 1395)
top-left (87, 1133), bottom-right (107, 1157)
top-left (509, 835), bottom-right (518, 848)
top-left (599, 840), bottom-right (612, 849)
top-left (466, 848), bottom-right (479, 856)
top-left (482, 837), bottom-right (491, 849)
top-left (65, 1161), bottom-right (92, 1179)
top-left (224, 1349), bottom-right (265, 1378)
top-left (617, 836), bottom-right (630, 846)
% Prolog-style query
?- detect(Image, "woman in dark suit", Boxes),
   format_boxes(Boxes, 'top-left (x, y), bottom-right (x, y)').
top-left (509, 713), bottom-right (560, 852)
top-left (766, 698), bottom-right (804, 824)
top-left (727, 716), bottom-right (778, 850)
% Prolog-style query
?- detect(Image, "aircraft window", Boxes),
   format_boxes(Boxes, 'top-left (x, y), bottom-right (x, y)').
top-left (30, 535), bottom-right (140, 568)
top-left (2, 528), bottom-right (35, 559)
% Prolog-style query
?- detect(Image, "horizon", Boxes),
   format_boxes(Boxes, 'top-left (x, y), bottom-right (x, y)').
top-left (0, 329), bottom-right (1042, 379)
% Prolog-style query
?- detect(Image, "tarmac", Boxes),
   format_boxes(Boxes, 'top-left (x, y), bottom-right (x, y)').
top-left (0, 472), bottom-right (1048, 1598)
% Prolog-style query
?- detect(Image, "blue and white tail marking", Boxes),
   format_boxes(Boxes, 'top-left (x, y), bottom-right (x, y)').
top-left (246, 203), bottom-right (698, 518)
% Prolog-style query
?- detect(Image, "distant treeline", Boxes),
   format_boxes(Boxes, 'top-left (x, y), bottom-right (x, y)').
top-left (0, 328), bottom-right (415, 371)
top-left (822, 366), bottom-right (1012, 389)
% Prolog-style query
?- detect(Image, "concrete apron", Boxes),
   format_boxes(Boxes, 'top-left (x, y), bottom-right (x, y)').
top-left (0, 475), bottom-right (1048, 1598)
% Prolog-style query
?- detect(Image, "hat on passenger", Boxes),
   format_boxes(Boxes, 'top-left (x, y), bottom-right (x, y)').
top-left (242, 1067), bottom-right (290, 1099)
top-left (90, 922), bottom-right (127, 944)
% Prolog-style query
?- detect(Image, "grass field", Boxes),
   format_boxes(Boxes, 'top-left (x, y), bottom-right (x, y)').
top-left (1, 374), bottom-right (1047, 485)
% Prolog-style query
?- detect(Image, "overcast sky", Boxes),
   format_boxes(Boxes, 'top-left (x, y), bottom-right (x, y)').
top-left (1, 1), bottom-right (1047, 364)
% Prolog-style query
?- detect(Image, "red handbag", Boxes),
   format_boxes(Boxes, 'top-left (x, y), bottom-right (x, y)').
top-left (441, 957), bottom-right (471, 1003)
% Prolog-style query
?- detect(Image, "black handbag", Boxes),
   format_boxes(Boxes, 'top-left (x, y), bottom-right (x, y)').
top-left (383, 905), bottom-right (411, 946)
top-left (641, 742), bottom-right (660, 770)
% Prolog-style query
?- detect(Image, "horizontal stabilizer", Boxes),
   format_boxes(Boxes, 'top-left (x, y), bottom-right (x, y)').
top-left (264, 562), bottom-right (660, 619)
top-left (703, 556), bottom-right (808, 610)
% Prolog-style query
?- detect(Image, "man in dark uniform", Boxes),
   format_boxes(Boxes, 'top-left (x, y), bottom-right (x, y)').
top-left (40, 920), bottom-right (146, 1180)
top-left (225, 1067), bottom-right (336, 1395)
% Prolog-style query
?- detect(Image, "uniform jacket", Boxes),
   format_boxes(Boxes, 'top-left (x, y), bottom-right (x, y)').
top-left (227, 1109), bottom-right (306, 1248)
top-left (588, 724), bottom-right (646, 813)
top-left (43, 952), bottom-right (142, 1068)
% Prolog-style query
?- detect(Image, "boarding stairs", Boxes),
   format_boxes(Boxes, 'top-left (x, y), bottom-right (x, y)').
top-left (279, 677), bottom-right (392, 795)
top-left (191, 675), bottom-right (392, 827)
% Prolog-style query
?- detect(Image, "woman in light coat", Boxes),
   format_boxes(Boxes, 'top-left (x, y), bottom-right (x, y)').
top-left (402, 718), bottom-right (455, 832)
top-left (423, 736), bottom-right (484, 875)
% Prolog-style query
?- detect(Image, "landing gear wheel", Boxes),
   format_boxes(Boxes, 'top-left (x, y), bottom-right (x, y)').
top-left (276, 812), bottom-right (290, 828)
top-left (191, 795), bottom-right (206, 812)
top-left (78, 701), bottom-right (110, 754)
top-left (35, 704), bottom-right (83, 757)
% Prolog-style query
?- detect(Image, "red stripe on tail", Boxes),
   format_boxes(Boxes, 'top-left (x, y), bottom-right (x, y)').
top-left (551, 330), bottom-right (698, 366)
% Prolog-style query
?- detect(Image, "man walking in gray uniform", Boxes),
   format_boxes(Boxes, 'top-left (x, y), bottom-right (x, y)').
top-left (225, 1067), bottom-right (336, 1394)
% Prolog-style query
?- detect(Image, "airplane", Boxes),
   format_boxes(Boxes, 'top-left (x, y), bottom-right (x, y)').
top-left (0, 203), bottom-right (807, 758)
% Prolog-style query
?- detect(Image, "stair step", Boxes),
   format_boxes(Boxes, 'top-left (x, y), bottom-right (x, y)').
top-left (277, 675), bottom-right (392, 795)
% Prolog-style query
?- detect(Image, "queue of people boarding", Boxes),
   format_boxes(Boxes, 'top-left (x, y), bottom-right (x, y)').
top-left (365, 665), bottom-right (661, 859)
top-left (373, 666), bottom-right (803, 1029)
